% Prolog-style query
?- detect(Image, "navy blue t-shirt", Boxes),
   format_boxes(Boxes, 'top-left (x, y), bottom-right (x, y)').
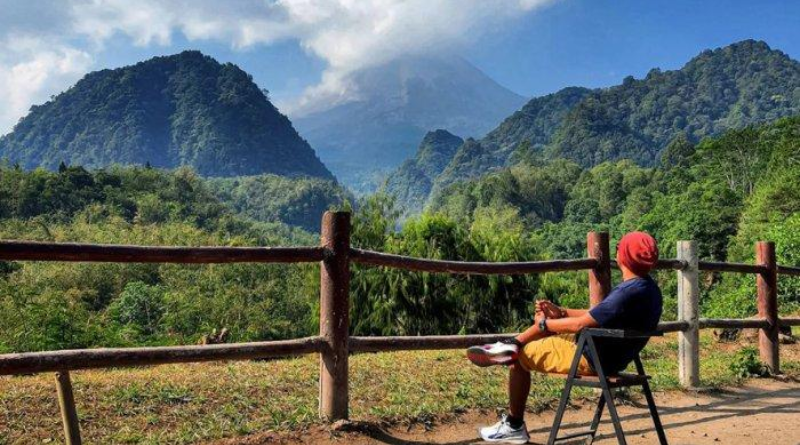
top-left (586, 276), bottom-right (663, 373)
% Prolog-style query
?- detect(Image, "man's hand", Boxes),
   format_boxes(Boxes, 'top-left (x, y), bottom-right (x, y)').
top-left (535, 300), bottom-right (565, 319)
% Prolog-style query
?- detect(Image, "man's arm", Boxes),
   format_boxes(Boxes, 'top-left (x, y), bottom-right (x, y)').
top-left (535, 300), bottom-right (589, 319)
top-left (544, 312), bottom-right (599, 334)
top-left (515, 312), bottom-right (600, 344)
top-left (563, 308), bottom-right (589, 317)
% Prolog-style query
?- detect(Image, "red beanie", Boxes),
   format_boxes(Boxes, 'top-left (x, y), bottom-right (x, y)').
top-left (617, 232), bottom-right (659, 276)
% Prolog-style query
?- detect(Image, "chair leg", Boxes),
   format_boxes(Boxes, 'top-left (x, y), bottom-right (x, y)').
top-left (587, 395), bottom-right (605, 444)
top-left (635, 356), bottom-right (668, 445)
top-left (641, 380), bottom-right (669, 445)
top-left (585, 336), bottom-right (627, 445)
top-left (601, 388), bottom-right (627, 445)
top-left (547, 336), bottom-right (588, 445)
top-left (546, 379), bottom-right (574, 445)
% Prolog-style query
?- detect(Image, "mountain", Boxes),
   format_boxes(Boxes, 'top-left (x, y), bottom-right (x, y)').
top-left (422, 40), bottom-right (800, 202)
top-left (292, 55), bottom-right (526, 193)
top-left (547, 40), bottom-right (800, 166)
top-left (0, 51), bottom-right (333, 179)
top-left (431, 86), bottom-right (592, 194)
top-left (381, 129), bottom-right (463, 215)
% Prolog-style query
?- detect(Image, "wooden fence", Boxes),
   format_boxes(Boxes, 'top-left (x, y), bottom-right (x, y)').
top-left (1, 211), bottom-right (800, 444)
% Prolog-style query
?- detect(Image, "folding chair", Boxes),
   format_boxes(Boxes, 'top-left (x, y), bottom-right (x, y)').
top-left (546, 328), bottom-right (668, 445)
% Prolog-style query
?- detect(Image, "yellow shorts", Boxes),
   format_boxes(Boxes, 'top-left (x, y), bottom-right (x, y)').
top-left (517, 335), bottom-right (595, 375)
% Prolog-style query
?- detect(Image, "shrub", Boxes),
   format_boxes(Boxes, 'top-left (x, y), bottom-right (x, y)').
top-left (729, 347), bottom-right (768, 378)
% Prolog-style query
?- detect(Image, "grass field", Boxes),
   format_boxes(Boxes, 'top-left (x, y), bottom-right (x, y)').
top-left (1, 332), bottom-right (798, 444)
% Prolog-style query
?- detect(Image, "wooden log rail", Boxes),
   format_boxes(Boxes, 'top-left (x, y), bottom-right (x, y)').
top-left (2, 211), bottom-right (800, 441)
top-left (350, 248), bottom-right (598, 274)
top-left (0, 337), bottom-right (325, 376)
top-left (0, 241), bottom-right (326, 263)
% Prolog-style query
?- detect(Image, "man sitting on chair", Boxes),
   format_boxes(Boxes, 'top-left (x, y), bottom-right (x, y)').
top-left (468, 232), bottom-right (663, 444)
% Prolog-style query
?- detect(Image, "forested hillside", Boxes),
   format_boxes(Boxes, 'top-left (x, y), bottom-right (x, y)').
top-left (432, 87), bottom-right (591, 193)
top-left (0, 164), bottom-right (321, 353)
top-left (396, 40), bottom-right (800, 211)
top-left (426, 116), bottom-right (800, 315)
top-left (547, 40), bottom-right (800, 166)
top-left (382, 130), bottom-right (463, 216)
top-left (0, 51), bottom-right (332, 179)
top-left (209, 175), bottom-right (351, 232)
top-left (2, 117), bottom-right (799, 353)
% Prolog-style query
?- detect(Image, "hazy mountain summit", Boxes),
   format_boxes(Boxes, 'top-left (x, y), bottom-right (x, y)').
top-left (292, 54), bottom-right (526, 192)
top-left (0, 51), bottom-right (333, 179)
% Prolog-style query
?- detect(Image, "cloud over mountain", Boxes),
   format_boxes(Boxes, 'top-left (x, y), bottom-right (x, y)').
top-left (0, 0), bottom-right (558, 133)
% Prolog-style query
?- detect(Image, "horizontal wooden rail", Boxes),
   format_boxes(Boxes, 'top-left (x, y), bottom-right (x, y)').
top-left (657, 321), bottom-right (690, 332)
top-left (352, 321), bottom-right (691, 353)
top-left (699, 318), bottom-right (770, 329)
top-left (611, 259), bottom-right (687, 271)
top-left (0, 241), bottom-right (326, 264)
top-left (698, 261), bottom-right (767, 274)
top-left (0, 337), bottom-right (324, 376)
top-left (349, 334), bottom-right (515, 352)
top-left (655, 259), bottom-right (688, 271)
top-left (350, 248), bottom-right (598, 275)
top-left (779, 317), bottom-right (800, 327)
top-left (778, 265), bottom-right (800, 276)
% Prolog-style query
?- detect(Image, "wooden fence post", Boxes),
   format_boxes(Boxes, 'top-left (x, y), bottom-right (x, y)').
top-left (319, 211), bottom-right (351, 421)
top-left (55, 371), bottom-right (82, 445)
top-left (756, 241), bottom-right (779, 374)
top-left (677, 241), bottom-right (700, 388)
top-left (587, 232), bottom-right (611, 307)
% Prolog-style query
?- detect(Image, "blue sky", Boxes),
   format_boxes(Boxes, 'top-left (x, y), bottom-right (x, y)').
top-left (1, 0), bottom-right (799, 133)
top-left (470, 0), bottom-right (800, 97)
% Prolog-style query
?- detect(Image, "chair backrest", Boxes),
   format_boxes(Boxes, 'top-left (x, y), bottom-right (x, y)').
top-left (577, 328), bottom-right (663, 377)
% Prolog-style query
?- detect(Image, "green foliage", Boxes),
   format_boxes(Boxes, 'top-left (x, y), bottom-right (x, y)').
top-left (429, 158), bottom-right (582, 228)
top-left (729, 347), bottom-right (768, 378)
top-left (108, 281), bottom-right (166, 338)
top-left (383, 130), bottom-right (463, 216)
top-left (0, 51), bottom-right (332, 179)
top-left (350, 195), bottom-right (540, 336)
top-left (0, 165), bottom-right (321, 352)
top-left (564, 161), bottom-right (655, 224)
top-left (209, 174), bottom-right (351, 231)
top-left (425, 115), bottom-right (800, 320)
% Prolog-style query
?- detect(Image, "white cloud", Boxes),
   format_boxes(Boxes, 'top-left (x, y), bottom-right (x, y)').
top-left (0, 37), bottom-right (92, 134)
top-left (0, 0), bottom-right (558, 133)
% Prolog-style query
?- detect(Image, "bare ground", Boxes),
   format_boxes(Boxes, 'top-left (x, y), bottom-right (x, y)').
top-left (209, 379), bottom-right (800, 445)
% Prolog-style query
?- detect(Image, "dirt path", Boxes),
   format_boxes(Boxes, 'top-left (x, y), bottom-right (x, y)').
top-left (211, 379), bottom-right (800, 445)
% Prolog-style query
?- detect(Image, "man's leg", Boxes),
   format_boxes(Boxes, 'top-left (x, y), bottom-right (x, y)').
top-left (509, 336), bottom-right (594, 420)
top-left (508, 362), bottom-right (531, 420)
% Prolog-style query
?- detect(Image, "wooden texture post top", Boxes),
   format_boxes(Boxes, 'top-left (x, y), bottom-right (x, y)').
top-left (587, 232), bottom-right (612, 307)
top-left (319, 211), bottom-right (351, 421)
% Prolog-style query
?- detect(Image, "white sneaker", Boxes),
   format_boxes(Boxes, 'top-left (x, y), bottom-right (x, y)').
top-left (467, 342), bottom-right (519, 367)
top-left (479, 414), bottom-right (530, 444)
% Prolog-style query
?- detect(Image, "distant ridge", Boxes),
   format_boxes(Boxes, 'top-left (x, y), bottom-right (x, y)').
top-left (428, 40), bottom-right (800, 196)
top-left (0, 51), bottom-right (333, 179)
top-left (382, 129), bottom-right (464, 215)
